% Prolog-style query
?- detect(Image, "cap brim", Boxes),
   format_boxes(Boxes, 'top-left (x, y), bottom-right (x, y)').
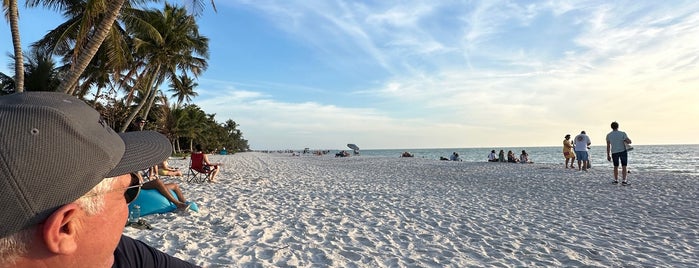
top-left (106, 131), bottom-right (172, 177)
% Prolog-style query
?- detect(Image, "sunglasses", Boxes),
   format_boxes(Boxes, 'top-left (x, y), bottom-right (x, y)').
top-left (124, 173), bottom-right (145, 203)
top-left (86, 173), bottom-right (144, 203)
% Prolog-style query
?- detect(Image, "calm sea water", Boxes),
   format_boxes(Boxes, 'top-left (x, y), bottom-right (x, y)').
top-left (356, 144), bottom-right (699, 177)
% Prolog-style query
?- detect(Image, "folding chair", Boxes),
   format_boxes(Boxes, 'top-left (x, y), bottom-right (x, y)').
top-left (187, 153), bottom-right (214, 183)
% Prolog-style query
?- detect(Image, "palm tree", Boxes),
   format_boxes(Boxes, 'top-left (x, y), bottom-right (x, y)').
top-left (118, 3), bottom-right (208, 132)
top-left (22, 47), bottom-right (61, 91)
top-left (0, 47), bottom-right (62, 92)
top-left (30, 0), bottom-right (136, 99)
top-left (3, 0), bottom-right (25, 92)
top-left (178, 104), bottom-right (208, 152)
top-left (0, 71), bottom-right (15, 94)
top-left (25, 0), bottom-right (216, 95)
top-left (169, 73), bottom-right (198, 108)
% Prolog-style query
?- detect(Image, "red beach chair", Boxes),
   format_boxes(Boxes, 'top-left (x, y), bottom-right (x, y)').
top-left (187, 152), bottom-right (215, 183)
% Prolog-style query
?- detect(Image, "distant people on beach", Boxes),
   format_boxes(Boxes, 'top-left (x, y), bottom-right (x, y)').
top-left (574, 131), bottom-right (592, 171)
top-left (335, 150), bottom-right (350, 157)
top-left (498, 150), bottom-right (506, 162)
top-left (606, 121), bottom-right (632, 185)
top-left (450, 152), bottom-right (462, 161)
top-left (401, 151), bottom-right (414, 157)
top-left (520, 150), bottom-right (533, 163)
top-left (563, 134), bottom-right (576, 169)
top-left (507, 150), bottom-right (519, 163)
top-left (488, 150), bottom-right (499, 162)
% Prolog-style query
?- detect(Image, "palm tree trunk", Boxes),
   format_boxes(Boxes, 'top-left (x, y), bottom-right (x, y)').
top-left (141, 77), bottom-right (165, 121)
top-left (60, 0), bottom-right (127, 95)
top-left (8, 0), bottom-right (24, 92)
top-left (118, 64), bottom-right (161, 132)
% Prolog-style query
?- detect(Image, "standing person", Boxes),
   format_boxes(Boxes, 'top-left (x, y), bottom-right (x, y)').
top-left (0, 92), bottom-right (199, 267)
top-left (563, 134), bottom-right (576, 169)
top-left (606, 121), bottom-right (632, 185)
top-left (574, 131), bottom-right (592, 171)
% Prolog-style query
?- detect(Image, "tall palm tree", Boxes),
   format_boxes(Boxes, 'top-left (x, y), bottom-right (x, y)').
top-left (169, 73), bottom-right (198, 108)
top-left (118, 3), bottom-right (208, 132)
top-left (29, 0), bottom-right (136, 98)
top-left (3, 0), bottom-right (24, 92)
top-left (25, 0), bottom-right (216, 95)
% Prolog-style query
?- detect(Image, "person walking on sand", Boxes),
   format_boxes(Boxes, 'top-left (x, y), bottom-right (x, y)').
top-left (563, 134), bottom-right (576, 169)
top-left (574, 131), bottom-right (592, 171)
top-left (606, 121), bottom-right (632, 185)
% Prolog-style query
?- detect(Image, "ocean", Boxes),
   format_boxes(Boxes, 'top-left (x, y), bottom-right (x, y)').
top-left (355, 144), bottom-right (699, 177)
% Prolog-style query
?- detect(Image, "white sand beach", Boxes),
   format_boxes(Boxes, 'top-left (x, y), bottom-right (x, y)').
top-left (124, 152), bottom-right (698, 267)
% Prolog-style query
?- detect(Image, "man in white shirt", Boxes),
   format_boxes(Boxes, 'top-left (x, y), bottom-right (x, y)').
top-left (574, 131), bottom-right (592, 171)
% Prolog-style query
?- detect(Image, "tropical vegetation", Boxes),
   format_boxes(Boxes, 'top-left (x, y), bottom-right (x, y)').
top-left (1, 0), bottom-right (248, 153)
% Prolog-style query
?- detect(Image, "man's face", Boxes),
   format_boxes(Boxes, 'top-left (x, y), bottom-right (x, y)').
top-left (76, 173), bottom-right (131, 267)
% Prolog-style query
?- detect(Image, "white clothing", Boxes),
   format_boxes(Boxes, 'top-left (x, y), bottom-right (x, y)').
top-left (520, 154), bottom-right (528, 163)
top-left (574, 133), bottom-right (591, 151)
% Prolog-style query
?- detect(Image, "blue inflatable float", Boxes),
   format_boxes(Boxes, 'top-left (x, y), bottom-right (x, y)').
top-left (128, 189), bottom-right (199, 216)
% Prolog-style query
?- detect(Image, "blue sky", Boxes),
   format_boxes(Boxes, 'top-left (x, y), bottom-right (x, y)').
top-left (2, 1), bottom-right (698, 150)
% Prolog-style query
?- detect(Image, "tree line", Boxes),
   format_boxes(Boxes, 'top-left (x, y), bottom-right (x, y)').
top-left (1, 0), bottom-right (249, 154)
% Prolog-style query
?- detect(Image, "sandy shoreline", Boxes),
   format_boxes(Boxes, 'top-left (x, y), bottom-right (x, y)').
top-left (124, 152), bottom-right (698, 267)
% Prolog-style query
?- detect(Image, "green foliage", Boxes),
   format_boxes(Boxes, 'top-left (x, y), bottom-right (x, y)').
top-left (3, 1), bottom-right (244, 152)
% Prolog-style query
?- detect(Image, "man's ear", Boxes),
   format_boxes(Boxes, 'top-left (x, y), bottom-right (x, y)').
top-left (41, 204), bottom-right (81, 254)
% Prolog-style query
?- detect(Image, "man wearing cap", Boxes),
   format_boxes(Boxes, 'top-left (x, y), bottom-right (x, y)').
top-left (0, 92), bottom-right (199, 267)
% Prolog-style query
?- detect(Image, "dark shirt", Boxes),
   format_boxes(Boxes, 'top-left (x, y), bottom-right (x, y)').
top-left (113, 235), bottom-right (200, 268)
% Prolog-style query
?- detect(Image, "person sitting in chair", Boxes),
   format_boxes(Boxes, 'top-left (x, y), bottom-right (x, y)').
top-left (158, 160), bottom-right (183, 177)
top-left (192, 144), bottom-right (220, 182)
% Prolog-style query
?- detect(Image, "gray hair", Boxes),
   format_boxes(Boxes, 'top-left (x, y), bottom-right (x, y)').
top-left (0, 177), bottom-right (117, 264)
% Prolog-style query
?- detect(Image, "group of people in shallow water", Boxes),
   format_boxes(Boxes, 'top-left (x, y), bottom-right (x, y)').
top-left (487, 149), bottom-right (533, 163)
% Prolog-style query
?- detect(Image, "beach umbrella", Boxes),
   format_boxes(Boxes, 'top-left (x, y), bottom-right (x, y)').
top-left (347, 144), bottom-right (359, 151)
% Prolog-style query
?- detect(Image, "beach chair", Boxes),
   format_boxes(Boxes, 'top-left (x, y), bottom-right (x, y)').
top-left (187, 153), bottom-right (214, 183)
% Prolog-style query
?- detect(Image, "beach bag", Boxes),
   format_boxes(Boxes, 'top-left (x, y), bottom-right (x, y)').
top-left (625, 143), bottom-right (634, 152)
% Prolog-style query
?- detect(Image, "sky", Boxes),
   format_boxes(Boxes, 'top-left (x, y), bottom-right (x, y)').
top-left (2, 0), bottom-right (698, 150)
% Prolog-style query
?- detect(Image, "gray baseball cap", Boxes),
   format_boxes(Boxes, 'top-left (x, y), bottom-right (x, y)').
top-left (0, 92), bottom-right (172, 237)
